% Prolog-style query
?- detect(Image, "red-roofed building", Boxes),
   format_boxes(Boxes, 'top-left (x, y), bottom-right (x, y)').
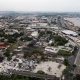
top-left (0, 42), bottom-right (9, 49)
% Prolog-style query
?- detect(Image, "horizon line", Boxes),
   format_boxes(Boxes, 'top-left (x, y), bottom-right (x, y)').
top-left (0, 11), bottom-right (80, 13)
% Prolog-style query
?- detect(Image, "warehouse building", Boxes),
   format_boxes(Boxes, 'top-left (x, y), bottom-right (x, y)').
top-left (62, 30), bottom-right (78, 37)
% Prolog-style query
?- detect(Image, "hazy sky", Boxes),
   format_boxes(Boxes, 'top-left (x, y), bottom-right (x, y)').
top-left (0, 0), bottom-right (80, 12)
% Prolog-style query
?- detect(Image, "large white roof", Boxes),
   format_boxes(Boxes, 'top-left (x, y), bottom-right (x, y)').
top-left (62, 30), bottom-right (78, 36)
top-left (45, 47), bottom-right (59, 53)
top-left (31, 31), bottom-right (39, 37)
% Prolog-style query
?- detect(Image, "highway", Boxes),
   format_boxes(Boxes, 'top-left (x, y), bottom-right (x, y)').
top-left (74, 47), bottom-right (80, 66)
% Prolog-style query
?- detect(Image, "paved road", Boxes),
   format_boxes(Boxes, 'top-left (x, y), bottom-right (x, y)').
top-left (8, 69), bottom-right (59, 80)
top-left (74, 47), bottom-right (80, 66)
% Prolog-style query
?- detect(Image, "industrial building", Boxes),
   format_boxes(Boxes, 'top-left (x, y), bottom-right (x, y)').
top-left (62, 30), bottom-right (78, 37)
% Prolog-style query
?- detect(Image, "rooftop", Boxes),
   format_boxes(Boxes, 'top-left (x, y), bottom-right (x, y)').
top-left (62, 30), bottom-right (78, 36)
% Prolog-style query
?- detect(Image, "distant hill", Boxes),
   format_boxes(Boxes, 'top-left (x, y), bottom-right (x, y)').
top-left (0, 11), bottom-right (20, 16)
top-left (0, 11), bottom-right (80, 17)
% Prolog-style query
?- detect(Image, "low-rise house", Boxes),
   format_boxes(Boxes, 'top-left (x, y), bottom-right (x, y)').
top-left (26, 27), bottom-right (35, 32)
top-left (13, 46), bottom-right (24, 58)
top-left (0, 42), bottom-right (9, 49)
top-left (58, 46), bottom-right (73, 52)
top-left (37, 23), bottom-right (48, 27)
top-left (5, 29), bottom-right (19, 35)
top-left (60, 46), bottom-right (73, 52)
top-left (44, 46), bottom-right (59, 55)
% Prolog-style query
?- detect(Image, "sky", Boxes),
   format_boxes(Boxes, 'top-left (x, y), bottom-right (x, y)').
top-left (0, 0), bottom-right (80, 12)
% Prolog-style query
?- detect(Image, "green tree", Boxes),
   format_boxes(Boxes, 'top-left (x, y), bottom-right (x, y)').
top-left (73, 74), bottom-right (80, 80)
top-left (63, 59), bottom-right (70, 66)
top-left (54, 35), bottom-right (68, 46)
top-left (57, 50), bottom-right (71, 56)
top-left (4, 48), bottom-right (12, 61)
top-left (37, 70), bottom-right (46, 74)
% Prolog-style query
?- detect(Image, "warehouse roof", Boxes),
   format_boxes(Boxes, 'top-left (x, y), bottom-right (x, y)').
top-left (62, 30), bottom-right (78, 36)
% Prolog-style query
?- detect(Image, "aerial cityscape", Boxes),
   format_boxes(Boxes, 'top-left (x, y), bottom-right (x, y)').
top-left (0, 0), bottom-right (80, 80)
top-left (0, 11), bottom-right (79, 80)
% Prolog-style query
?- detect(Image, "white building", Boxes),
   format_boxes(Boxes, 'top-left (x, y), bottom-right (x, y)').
top-left (31, 31), bottom-right (39, 38)
top-left (37, 23), bottom-right (48, 26)
top-left (45, 46), bottom-right (59, 54)
top-left (5, 29), bottom-right (19, 35)
top-left (62, 30), bottom-right (78, 37)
